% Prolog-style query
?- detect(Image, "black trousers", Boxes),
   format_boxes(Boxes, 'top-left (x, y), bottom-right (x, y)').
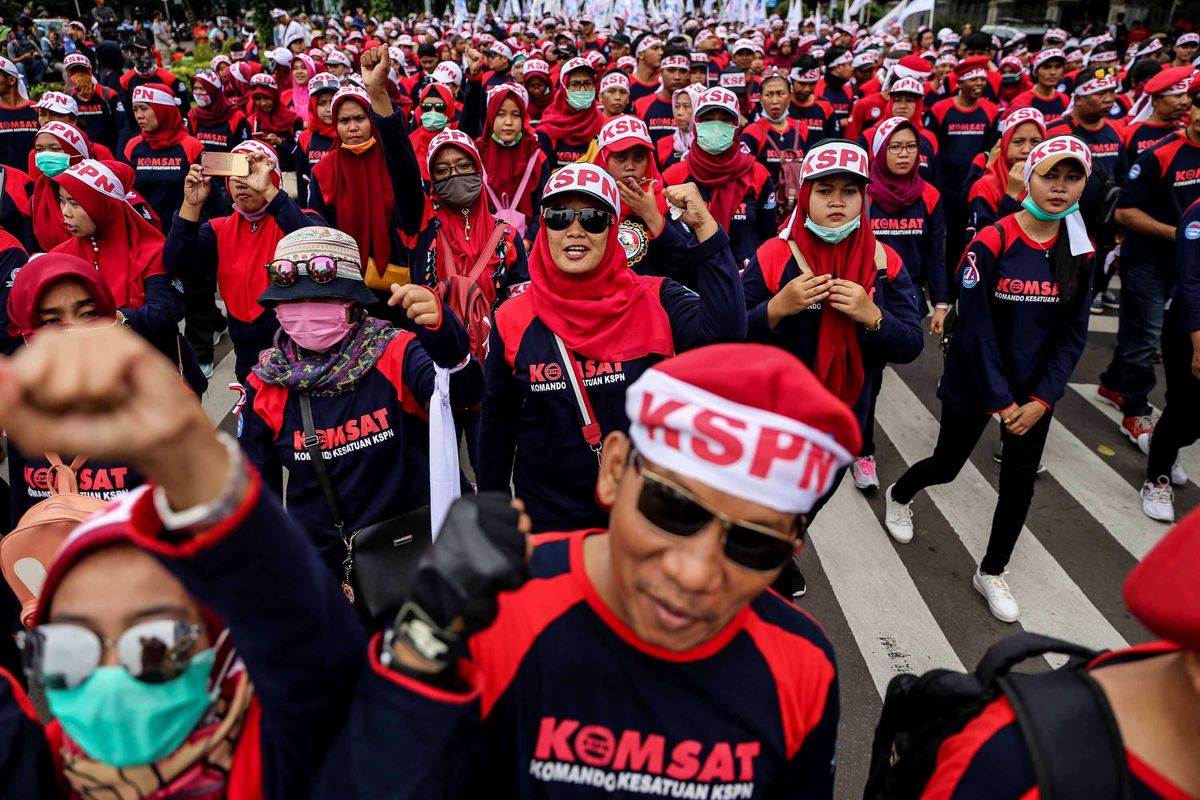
top-left (182, 268), bottom-right (226, 364)
top-left (892, 402), bottom-right (1052, 574)
top-left (1147, 308), bottom-right (1200, 481)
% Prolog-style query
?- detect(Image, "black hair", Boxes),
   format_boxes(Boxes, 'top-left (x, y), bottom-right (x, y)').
top-left (961, 32), bottom-right (993, 52)
top-left (1049, 220), bottom-right (1092, 316)
top-left (823, 45), bottom-right (848, 66)
top-left (1127, 58), bottom-right (1162, 87)
top-left (662, 44), bottom-right (690, 60)
top-left (792, 53), bottom-right (819, 72)
top-left (417, 42), bottom-right (437, 58)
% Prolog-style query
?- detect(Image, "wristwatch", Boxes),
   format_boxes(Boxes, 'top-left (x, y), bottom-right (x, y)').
top-left (865, 313), bottom-right (884, 332)
top-left (152, 433), bottom-right (248, 534)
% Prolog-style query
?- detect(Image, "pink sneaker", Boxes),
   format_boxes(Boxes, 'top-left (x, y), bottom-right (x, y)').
top-left (852, 456), bottom-right (880, 490)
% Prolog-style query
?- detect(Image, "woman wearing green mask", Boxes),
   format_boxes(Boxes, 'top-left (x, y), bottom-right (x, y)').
top-left (31, 120), bottom-right (89, 251)
top-left (411, 82), bottom-right (458, 182)
top-left (533, 57), bottom-right (603, 168)
top-left (884, 135), bottom-right (1094, 623)
top-left (662, 86), bottom-right (776, 268)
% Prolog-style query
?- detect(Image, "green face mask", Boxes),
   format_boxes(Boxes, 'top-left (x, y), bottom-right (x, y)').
top-left (45, 648), bottom-right (216, 768)
top-left (421, 110), bottom-right (449, 131)
top-left (492, 131), bottom-right (523, 146)
top-left (566, 89), bottom-right (596, 110)
top-left (804, 215), bottom-right (861, 243)
top-left (35, 151), bottom-right (72, 177)
top-left (694, 120), bottom-right (736, 154)
top-left (1021, 195), bottom-right (1079, 221)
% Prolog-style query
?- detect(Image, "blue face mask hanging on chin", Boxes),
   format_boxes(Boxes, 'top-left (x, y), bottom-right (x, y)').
top-left (803, 215), bottom-right (861, 243)
top-left (45, 648), bottom-right (217, 768)
top-left (1020, 195), bottom-right (1079, 221)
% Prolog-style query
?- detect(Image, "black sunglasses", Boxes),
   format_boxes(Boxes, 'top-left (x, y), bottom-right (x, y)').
top-left (542, 205), bottom-right (613, 234)
top-left (420, 101), bottom-right (447, 112)
top-left (266, 257), bottom-right (355, 287)
top-left (632, 453), bottom-right (799, 572)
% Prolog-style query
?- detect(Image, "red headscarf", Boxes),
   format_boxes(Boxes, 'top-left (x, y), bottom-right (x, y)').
top-left (527, 169), bottom-right (674, 362)
top-left (598, 141), bottom-right (668, 220)
top-left (49, 159), bottom-right (167, 308)
top-left (30, 122), bottom-right (91, 252)
top-left (968, 113), bottom-right (1047, 212)
top-left (867, 118), bottom-right (928, 214)
top-left (188, 70), bottom-right (237, 129)
top-left (683, 125), bottom-right (757, 229)
top-left (534, 65), bottom-right (604, 148)
top-left (476, 85), bottom-right (544, 218)
top-left (311, 90), bottom-right (395, 277)
top-left (6, 252), bottom-right (115, 338)
top-left (428, 132), bottom-right (502, 281)
top-left (249, 75), bottom-right (300, 136)
top-left (131, 84), bottom-right (188, 150)
top-left (411, 83), bottom-right (458, 181)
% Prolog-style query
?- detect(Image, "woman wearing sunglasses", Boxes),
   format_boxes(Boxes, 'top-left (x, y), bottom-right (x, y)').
top-left (410, 82), bottom-right (459, 182)
top-left (534, 57), bottom-right (603, 168)
top-left (885, 136), bottom-right (1095, 623)
top-left (239, 226), bottom-right (483, 579)
top-left (165, 140), bottom-right (325, 384)
top-left (662, 86), bottom-right (776, 270)
top-left (478, 163), bottom-right (746, 533)
top-left (49, 158), bottom-right (207, 395)
top-left (596, 115), bottom-right (696, 285)
top-left (742, 140), bottom-right (924, 595)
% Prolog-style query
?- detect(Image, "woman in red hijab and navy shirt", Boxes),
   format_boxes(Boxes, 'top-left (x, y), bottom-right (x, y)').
top-left (247, 73), bottom-right (302, 172)
top-left (123, 83), bottom-right (205, 227)
top-left (535, 56), bottom-right (604, 168)
top-left (479, 163), bottom-right (746, 533)
top-left (663, 86), bottom-right (777, 269)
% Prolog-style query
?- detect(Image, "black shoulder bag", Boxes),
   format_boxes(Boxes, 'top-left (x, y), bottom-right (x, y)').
top-left (299, 393), bottom-right (432, 625)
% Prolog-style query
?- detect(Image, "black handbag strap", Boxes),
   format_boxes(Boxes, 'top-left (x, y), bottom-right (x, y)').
top-left (1001, 667), bottom-right (1131, 800)
top-left (299, 393), bottom-right (345, 535)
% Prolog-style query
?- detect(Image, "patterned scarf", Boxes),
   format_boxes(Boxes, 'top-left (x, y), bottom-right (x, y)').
top-left (253, 314), bottom-right (398, 395)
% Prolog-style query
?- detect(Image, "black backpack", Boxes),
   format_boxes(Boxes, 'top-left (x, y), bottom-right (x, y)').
top-left (863, 632), bottom-right (1132, 800)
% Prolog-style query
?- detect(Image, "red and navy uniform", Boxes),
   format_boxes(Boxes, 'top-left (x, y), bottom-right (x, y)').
top-left (187, 110), bottom-right (251, 153)
top-left (1109, 93), bottom-right (1133, 121)
top-left (843, 91), bottom-right (887, 142)
top-left (788, 97), bottom-right (836, 139)
top-left (0, 166), bottom-right (32, 251)
top-left (123, 133), bottom-right (206, 227)
top-left (296, 128), bottom-right (336, 205)
top-left (629, 74), bottom-right (660, 103)
top-left (662, 161), bottom-right (777, 268)
top-left (536, 128), bottom-right (595, 169)
top-left (0, 233), bottom-right (30, 354)
top-left (741, 242), bottom-right (925, 418)
top-left (69, 84), bottom-right (122, 152)
top-left (925, 97), bottom-right (1001, 203)
top-left (117, 68), bottom-right (189, 143)
top-left (579, 35), bottom-right (608, 53)
top-left (6, 449), bottom-right (142, 525)
top-left (869, 184), bottom-right (950, 309)
top-left (0, 667), bottom-right (56, 797)
top-left (740, 117), bottom-right (812, 185)
top-left (0, 102), bottom-right (38, 171)
top-left (392, 529), bottom-right (840, 797)
top-left (922, 643), bottom-right (1186, 800)
top-left (478, 229), bottom-right (746, 532)
top-left (240, 313), bottom-right (483, 576)
top-left (654, 134), bottom-right (685, 171)
top-left (1006, 89), bottom-right (1069, 119)
top-left (860, 122), bottom-right (940, 184)
top-left (1113, 129), bottom-right (1200, 278)
top-left (1121, 120), bottom-right (1179, 163)
top-left (616, 212), bottom-right (697, 286)
top-left (1045, 116), bottom-right (1127, 219)
top-left (938, 216), bottom-right (1092, 415)
top-left (632, 92), bottom-right (677, 144)
top-left (482, 70), bottom-right (514, 92)
top-left (815, 78), bottom-right (854, 134)
top-left (968, 188), bottom-right (1022, 238)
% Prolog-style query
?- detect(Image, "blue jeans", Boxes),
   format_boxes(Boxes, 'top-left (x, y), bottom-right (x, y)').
top-left (1100, 260), bottom-right (1166, 417)
top-left (15, 59), bottom-right (45, 86)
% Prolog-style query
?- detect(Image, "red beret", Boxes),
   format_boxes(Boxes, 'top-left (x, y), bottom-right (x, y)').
top-left (897, 54), bottom-right (933, 74)
top-left (954, 55), bottom-right (990, 79)
top-left (1144, 65), bottom-right (1195, 96)
top-left (1123, 504), bottom-right (1200, 651)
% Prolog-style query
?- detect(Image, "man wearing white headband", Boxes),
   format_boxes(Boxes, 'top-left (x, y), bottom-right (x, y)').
top-left (0, 56), bottom-right (37, 171)
top-left (630, 33), bottom-right (664, 102)
top-left (1099, 76), bottom-right (1200, 458)
top-left (1173, 32), bottom-right (1199, 67)
top-left (817, 45), bottom-right (854, 134)
top-left (633, 45), bottom-right (693, 145)
top-left (1122, 65), bottom-right (1194, 161)
top-left (1008, 48), bottom-right (1068, 118)
top-left (381, 343), bottom-right (858, 797)
top-left (887, 135), bottom-right (1095, 623)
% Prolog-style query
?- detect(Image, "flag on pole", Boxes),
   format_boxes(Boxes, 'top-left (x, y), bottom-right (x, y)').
top-left (870, 0), bottom-right (907, 32)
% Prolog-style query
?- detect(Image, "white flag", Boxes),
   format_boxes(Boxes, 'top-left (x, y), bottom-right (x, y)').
top-left (898, 0), bottom-right (933, 25)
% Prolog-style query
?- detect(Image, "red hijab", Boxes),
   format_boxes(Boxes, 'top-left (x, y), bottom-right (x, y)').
top-left (683, 121), bottom-right (757, 229)
top-left (6, 252), bottom-right (115, 338)
top-left (867, 118), bottom-right (928, 214)
top-left (310, 90), bottom-right (395, 277)
top-left (131, 84), bottom-right (188, 150)
top-left (968, 113), bottom-right (1047, 212)
top-left (429, 131), bottom-right (501, 279)
top-left (249, 75), bottom-right (300, 136)
top-left (188, 70), bottom-right (237, 129)
top-left (411, 83), bottom-right (458, 181)
top-left (599, 141), bottom-right (668, 220)
top-left (50, 159), bottom-right (167, 308)
top-left (534, 65), bottom-right (603, 148)
top-left (30, 121), bottom-right (90, 252)
top-left (475, 85), bottom-right (544, 218)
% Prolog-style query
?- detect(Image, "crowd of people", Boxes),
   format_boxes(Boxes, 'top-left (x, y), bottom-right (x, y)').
top-left (0, 6), bottom-right (1197, 799)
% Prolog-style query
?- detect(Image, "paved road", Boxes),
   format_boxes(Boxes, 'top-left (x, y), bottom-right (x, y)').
top-left (193, 289), bottom-right (1194, 799)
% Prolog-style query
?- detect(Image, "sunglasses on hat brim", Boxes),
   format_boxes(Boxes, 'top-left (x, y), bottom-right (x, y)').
top-left (266, 257), bottom-right (358, 287)
top-left (541, 205), bottom-right (614, 233)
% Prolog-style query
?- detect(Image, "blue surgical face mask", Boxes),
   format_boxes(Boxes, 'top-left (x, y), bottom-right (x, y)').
top-left (420, 110), bottom-right (449, 131)
top-left (1021, 195), bottom-right (1079, 221)
top-left (45, 648), bottom-right (216, 768)
top-left (566, 89), bottom-right (596, 110)
top-left (694, 120), bottom-right (736, 154)
top-left (804, 214), bottom-right (861, 243)
top-left (35, 151), bottom-right (72, 177)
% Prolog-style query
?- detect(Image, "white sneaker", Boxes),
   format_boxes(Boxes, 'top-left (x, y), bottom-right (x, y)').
top-left (884, 484), bottom-right (913, 544)
top-left (1141, 479), bottom-right (1175, 523)
top-left (852, 456), bottom-right (880, 490)
top-left (1170, 455), bottom-right (1188, 486)
top-left (973, 569), bottom-right (1019, 623)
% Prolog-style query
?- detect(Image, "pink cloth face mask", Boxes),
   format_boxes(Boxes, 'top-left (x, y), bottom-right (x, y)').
top-left (274, 300), bottom-right (354, 352)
